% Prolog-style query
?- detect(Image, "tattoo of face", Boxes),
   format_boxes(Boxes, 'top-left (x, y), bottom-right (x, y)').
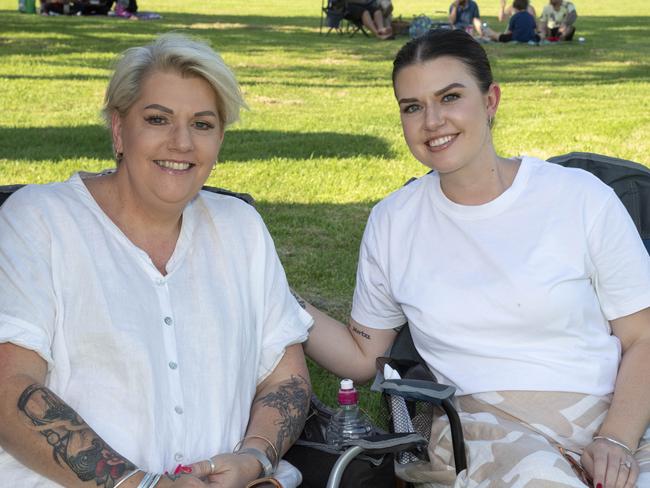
top-left (254, 375), bottom-right (310, 458)
top-left (290, 289), bottom-right (306, 309)
top-left (18, 384), bottom-right (136, 488)
top-left (351, 325), bottom-right (371, 340)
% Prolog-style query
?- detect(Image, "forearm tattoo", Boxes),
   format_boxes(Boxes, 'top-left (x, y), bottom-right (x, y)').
top-left (18, 384), bottom-right (135, 488)
top-left (254, 375), bottom-right (310, 458)
top-left (290, 289), bottom-right (306, 309)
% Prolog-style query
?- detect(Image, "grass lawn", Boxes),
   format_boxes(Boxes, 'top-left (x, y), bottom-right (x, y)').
top-left (1, 0), bottom-right (649, 420)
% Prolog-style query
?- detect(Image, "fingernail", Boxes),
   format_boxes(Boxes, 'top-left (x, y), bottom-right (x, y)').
top-left (181, 466), bottom-right (193, 473)
top-left (596, 484), bottom-right (602, 488)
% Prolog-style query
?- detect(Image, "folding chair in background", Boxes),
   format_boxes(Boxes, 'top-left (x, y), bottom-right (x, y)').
top-left (320, 0), bottom-right (369, 37)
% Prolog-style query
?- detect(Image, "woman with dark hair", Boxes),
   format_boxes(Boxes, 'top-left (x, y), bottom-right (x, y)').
top-left (303, 29), bottom-right (650, 487)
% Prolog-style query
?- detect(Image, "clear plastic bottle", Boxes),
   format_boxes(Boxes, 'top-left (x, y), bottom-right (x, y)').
top-left (325, 379), bottom-right (373, 448)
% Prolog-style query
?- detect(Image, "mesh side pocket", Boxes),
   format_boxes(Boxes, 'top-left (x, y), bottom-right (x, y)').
top-left (388, 395), bottom-right (433, 464)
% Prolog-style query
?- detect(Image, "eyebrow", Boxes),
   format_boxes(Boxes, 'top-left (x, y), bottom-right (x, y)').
top-left (398, 82), bottom-right (466, 104)
top-left (144, 104), bottom-right (217, 118)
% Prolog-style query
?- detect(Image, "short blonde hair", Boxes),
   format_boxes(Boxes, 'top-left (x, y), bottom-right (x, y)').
top-left (102, 33), bottom-right (246, 129)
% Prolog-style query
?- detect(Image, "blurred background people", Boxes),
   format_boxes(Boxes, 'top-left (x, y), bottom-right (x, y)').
top-left (449, 0), bottom-right (484, 37)
top-left (539, 0), bottom-right (577, 41)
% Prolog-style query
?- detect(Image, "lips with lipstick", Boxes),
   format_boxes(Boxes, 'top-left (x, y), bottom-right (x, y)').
top-left (154, 160), bottom-right (194, 171)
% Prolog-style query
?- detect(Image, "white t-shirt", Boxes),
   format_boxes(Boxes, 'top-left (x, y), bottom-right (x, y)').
top-left (352, 156), bottom-right (650, 396)
top-left (0, 174), bottom-right (313, 486)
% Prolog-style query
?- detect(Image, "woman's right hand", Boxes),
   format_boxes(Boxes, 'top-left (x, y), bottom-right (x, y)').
top-left (190, 453), bottom-right (260, 488)
top-left (581, 438), bottom-right (638, 488)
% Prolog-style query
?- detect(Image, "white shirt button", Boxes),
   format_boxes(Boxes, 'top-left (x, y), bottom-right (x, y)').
top-left (169, 361), bottom-right (178, 370)
top-left (156, 278), bottom-right (165, 286)
top-left (174, 452), bottom-right (183, 462)
top-left (164, 316), bottom-right (173, 326)
top-left (174, 406), bottom-right (184, 414)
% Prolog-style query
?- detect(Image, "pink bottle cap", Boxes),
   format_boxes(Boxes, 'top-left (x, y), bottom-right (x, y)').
top-left (337, 378), bottom-right (358, 405)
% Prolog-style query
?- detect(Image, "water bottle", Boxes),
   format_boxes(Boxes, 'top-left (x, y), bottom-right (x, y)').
top-left (325, 379), bottom-right (373, 448)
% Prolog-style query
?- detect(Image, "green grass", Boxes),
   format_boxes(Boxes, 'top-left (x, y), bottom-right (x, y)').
top-left (1, 0), bottom-right (649, 420)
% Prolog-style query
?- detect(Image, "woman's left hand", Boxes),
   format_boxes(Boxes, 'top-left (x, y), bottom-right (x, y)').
top-left (581, 438), bottom-right (638, 488)
top-left (190, 453), bottom-right (260, 488)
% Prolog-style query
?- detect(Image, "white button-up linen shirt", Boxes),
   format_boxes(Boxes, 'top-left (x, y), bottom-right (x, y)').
top-left (0, 174), bottom-right (313, 486)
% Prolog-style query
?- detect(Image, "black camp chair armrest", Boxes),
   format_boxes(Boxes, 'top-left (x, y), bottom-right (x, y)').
top-left (341, 432), bottom-right (427, 454)
top-left (201, 185), bottom-right (254, 205)
top-left (380, 378), bottom-right (467, 475)
top-left (379, 378), bottom-right (455, 404)
top-left (326, 433), bottom-right (427, 488)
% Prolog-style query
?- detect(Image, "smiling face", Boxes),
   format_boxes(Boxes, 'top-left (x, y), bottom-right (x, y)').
top-left (111, 70), bottom-right (224, 212)
top-left (394, 56), bottom-right (500, 177)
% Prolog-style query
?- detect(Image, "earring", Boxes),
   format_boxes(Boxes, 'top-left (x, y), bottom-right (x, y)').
top-left (115, 151), bottom-right (123, 164)
top-left (487, 115), bottom-right (494, 128)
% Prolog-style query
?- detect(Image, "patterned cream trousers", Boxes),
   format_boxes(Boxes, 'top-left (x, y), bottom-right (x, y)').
top-left (396, 392), bottom-right (650, 487)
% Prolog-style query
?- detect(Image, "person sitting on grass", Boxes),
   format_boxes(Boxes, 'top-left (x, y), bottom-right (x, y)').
top-left (497, 0), bottom-right (536, 22)
top-left (346, 0), bottom-right (393, 40)
top-left (539, 0), bottom-right (577, 41)
top-left (485, 0), bottom-right (540, 43)
top-left (449, 0), bottom-right (484, 37)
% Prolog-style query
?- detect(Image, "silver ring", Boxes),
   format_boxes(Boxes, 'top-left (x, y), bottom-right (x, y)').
top-left (620, 459), bottom-right (632, 469)
top-left (207, 458), bottom-right (216, 474)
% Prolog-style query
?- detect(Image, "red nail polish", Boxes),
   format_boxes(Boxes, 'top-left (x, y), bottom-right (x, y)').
top-left (596, 483), bottom-right (602, 488)
top-left (173, 464), bottom-right (182, 475)
top-left (181, 466), bottom-right (193, 473)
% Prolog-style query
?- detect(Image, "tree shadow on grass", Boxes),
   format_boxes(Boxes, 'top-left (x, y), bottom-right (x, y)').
top-left (0, 11), bottom-right (398, 63)
top-left (254, 199), bottom-right (379, 409)
top-left (0, 125), bottom-right (393, 162)
top-left (220, 129), bottom-right (393, 161)
top-left (2, 12), bottom-right (649, 87)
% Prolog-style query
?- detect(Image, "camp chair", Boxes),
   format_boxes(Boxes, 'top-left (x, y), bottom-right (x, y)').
top-left (361, 152), bottom-right (650, 487)
top-left (284, 393), bottom-right (429, 488)
top-left (548, 152), bottom-right (650, 253)
top-left (320, 0), bottom-right (369, 37)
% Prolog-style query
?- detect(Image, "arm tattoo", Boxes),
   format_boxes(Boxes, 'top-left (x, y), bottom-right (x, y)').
top-left (18, 384), bottom-right (135, 488)
top-left (253, 375), bottom-right (310, 458)
top-left (351, 325), bottom-right (371, 340)
top-left (289, 289), bottom-right (306, 309)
